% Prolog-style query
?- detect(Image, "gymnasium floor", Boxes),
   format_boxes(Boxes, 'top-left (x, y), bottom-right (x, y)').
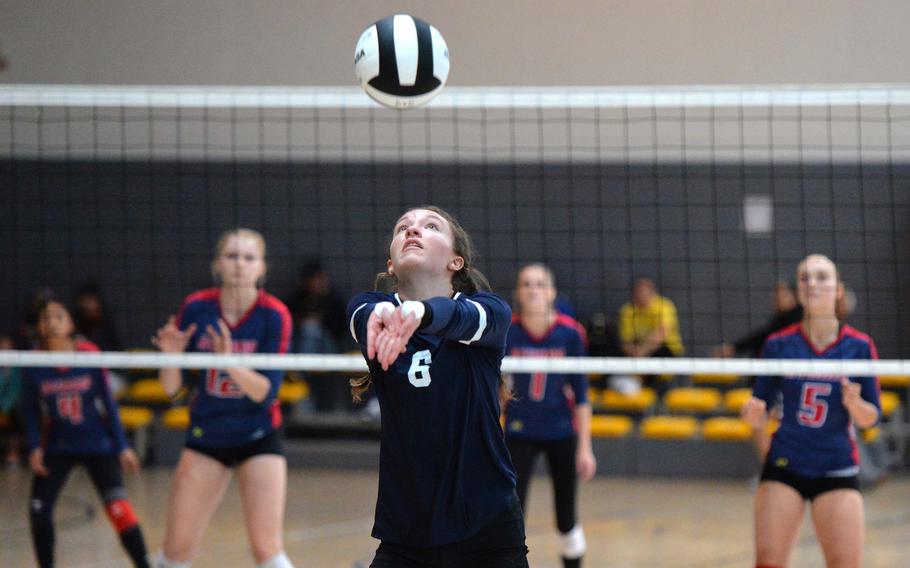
top-left (1, 465), bottom-right (907, 567)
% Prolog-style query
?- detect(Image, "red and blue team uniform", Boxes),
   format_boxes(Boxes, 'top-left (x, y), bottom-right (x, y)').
top-left (504, 314), bottom-right (589, 441)
top-left (348, 291), bottom-right (518, 548)
top-left (22, 339), bottom-right (128, 456)
top-left (23, 339), bottom-right (151, 568)
top-left (177, 288), bottom-right (291, 448)
top-left (754, 323), bottom-right (882, 478)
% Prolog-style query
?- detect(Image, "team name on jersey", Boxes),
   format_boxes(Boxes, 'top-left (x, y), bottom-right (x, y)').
top-left (40, 375), bottom-right (92, 395)
top-left (784, 375), bottom-right (847, 383)
top-left (509, 347), bottom-right (567, 358)
top-left (196, 336), bottom-right (259, 353)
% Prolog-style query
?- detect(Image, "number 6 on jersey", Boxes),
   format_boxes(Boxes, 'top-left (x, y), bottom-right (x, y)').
top-left (408, 349), bottom-right (432, 387)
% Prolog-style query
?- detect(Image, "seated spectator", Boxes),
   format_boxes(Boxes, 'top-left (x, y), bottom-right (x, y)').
top-left (618, 277), bottom-right (683, 358)
top-left (286, 259), bottom-right (348, 412)
top-left (73, 282), bottom-right (123, 352)
top-left (713, 281), bottom-right (802, 358)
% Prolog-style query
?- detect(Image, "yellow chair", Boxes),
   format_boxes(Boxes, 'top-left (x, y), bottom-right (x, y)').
top-left (702, 417), bottom-right (753, 442)
top-left (879, 375), bottom-right (910, 389)
top-left (640, 416), bottom-right (699, 440)
top-left (590, 415), bottom-right (633, 438)
top-left (278, 379), bottom-right (310, 405)
top-left (862, 426), bottom-right (881, 443)
top-left (118, 406), bottom-right (154, 461)
top-left (162, 407), bottom-right (190, 430)
top-left (664, 387), bottom-right (721, 414)
top-left (723, 388), bottom-right (753, 414)
top-left (127, 378), bottom-right (173, 405)
top-left (880, 391), bottom-right (900, 419)
top-left (691, 373), bottom-right (741, 386)
top-left (586, 387), bottom-right (602, 406)
top-left (600, 388), bottom-right (657, 413)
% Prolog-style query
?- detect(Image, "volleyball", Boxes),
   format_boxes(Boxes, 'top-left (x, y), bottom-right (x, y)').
top-left (354, 14), bottom-right (449, 109)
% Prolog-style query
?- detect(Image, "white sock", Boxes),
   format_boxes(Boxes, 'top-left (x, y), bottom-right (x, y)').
top-left (257, 551), bottom-right (294, 568)
top-left (153, 551), bottom-right (191, 568)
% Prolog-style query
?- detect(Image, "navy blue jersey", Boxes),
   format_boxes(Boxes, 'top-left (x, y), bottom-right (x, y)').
top-left (348, 291), bottom-right (517, 547)
top-left (177, 288), bottom-right (291, 448)
top-left (504, 314), bottom-right (589, 441)
top-left (754, 323), bottom-right (882, 478)
top-left (22, 339), bottom-right (129, 456)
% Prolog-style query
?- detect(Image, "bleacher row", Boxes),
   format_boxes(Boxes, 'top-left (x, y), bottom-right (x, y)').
top-left (2, 372), bottom-right (907, 473)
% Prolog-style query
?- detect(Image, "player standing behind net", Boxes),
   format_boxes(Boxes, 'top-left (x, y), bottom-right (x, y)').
top-left (23, 300), bottom-right (150, 568)
top-left (151, 228), bottom-right (294, 568)
top-left (741, 254), bottom-right (881, 568)
top-left (348, 206), bottom-right (529, 568)
top-left (503, 263), bottom-right (595, 568)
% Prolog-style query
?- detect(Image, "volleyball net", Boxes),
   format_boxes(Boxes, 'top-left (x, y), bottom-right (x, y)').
top-left (2, 83), bottom-right (910, 379)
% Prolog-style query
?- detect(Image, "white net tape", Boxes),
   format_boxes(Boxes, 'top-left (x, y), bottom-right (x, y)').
top-left (0, 350), bottom-right (905, 377)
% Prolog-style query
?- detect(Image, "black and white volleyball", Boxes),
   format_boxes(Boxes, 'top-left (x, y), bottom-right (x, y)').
top-left (354, 14), bottom-right (449, 109)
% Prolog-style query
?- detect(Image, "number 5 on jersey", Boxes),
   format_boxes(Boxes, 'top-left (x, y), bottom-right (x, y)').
top-left (408, 350), bottom-right (432, 387)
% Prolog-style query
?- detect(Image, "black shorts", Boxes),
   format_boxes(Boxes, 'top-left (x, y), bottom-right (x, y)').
top-left (370, 493), bottom-right (529, 568)
top-left (760, 461), bottom-right (860, 501)
top-left (186, 429), bottom-right (284, 468)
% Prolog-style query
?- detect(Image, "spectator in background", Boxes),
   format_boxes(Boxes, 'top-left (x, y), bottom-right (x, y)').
top-left (73, 282), bottom-right (123, 352)
top-left (713, 281), bottom-right (803, 358)
top-left (0, 332), bottom-right (24, 465)
top-left (618, 277), bottom-right (683, 359)
top-left (286, 258), bottom-right (348, 413)
top-left (617, 277), bottom-right (683, 393)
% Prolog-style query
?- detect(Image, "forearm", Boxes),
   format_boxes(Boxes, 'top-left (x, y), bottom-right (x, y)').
top-left (847, 399), bottom-right (880, 429)
top-left (224, 367), bottom-right (272, 403)
top-left (158, 368), bottom-right (183, 397)
top-left (750, 425), bottom-right (771, 461)
top-left (574, 403), bottom-right (593, 453)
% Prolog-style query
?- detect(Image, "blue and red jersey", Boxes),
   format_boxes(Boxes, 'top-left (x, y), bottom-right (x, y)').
top-left (348, 291), bottom-right (517, 547)
top-left (177, 288), bottom-right (291, 448)
top-left (504, 314), bottom-right (589, 441)
top-left (754, 323), bottom-right (881, 478)
top-left (22, 339), bottom-right (129, 456)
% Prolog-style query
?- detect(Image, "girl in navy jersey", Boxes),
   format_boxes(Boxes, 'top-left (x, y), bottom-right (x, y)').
top-left (504, 263), bottom-right (595, 568)
top-left (348, 206), bottom-right (529, 568)
top-left (151, 228), bottom-right (294, 568)
top-left (742, 254), bottom-right (881, 568)
top-left (23, 300), bottom-right (150, 568)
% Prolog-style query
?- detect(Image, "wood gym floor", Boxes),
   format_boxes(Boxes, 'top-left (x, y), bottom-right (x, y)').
top-left (0, 466), bottom-right (907, 567)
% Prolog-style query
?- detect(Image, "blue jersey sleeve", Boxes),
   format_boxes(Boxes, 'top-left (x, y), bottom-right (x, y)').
top-left (567, 328), bottom-right (589, 405)
top-left (347, 292), bottom-right (392, 355)
top-left (256, 307), bottom-right (292, 405)
top-left (97, 369), bottom-right (128, 453)
top-left (21, 370), bottom-right (42, 452)
top-left (423, 292), bottom-right (512, 349)
top-left (753, 337), bottom-right (781, 409)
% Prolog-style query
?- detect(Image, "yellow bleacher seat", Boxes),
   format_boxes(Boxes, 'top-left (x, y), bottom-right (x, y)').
top-left (767, 419), bottom-right (780, 435)
top-left (590, 415), bottom-right (633, 438)
top-left (862, 426), bottom-right (881, 443)
top-left (702, 417), bottom-right (752, 442)
top-left (723, 388), bottom-right (753, 414)
top-left (664, 387), bottom-right (721, 414)
top-left (600, 388), bottom-right (657, 413)
top-left (127, 378), bottom-right (172, 405)
top-left (118, 406), bottom-right (153, 430)
top-left (691, 373), bottom-right (741, 386)
top-left (162, 407), bottom-right (190, 430)
top-left (640, 416), bottom-right (699, 440)
top-left (586, 387), bottom-right (602, 406)
top-left (879, 375), bottom-right (910, 389)
top-left (278, 379), bottom-right (309, 405)
top-left (880, 391), bottom-right (900, 418)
